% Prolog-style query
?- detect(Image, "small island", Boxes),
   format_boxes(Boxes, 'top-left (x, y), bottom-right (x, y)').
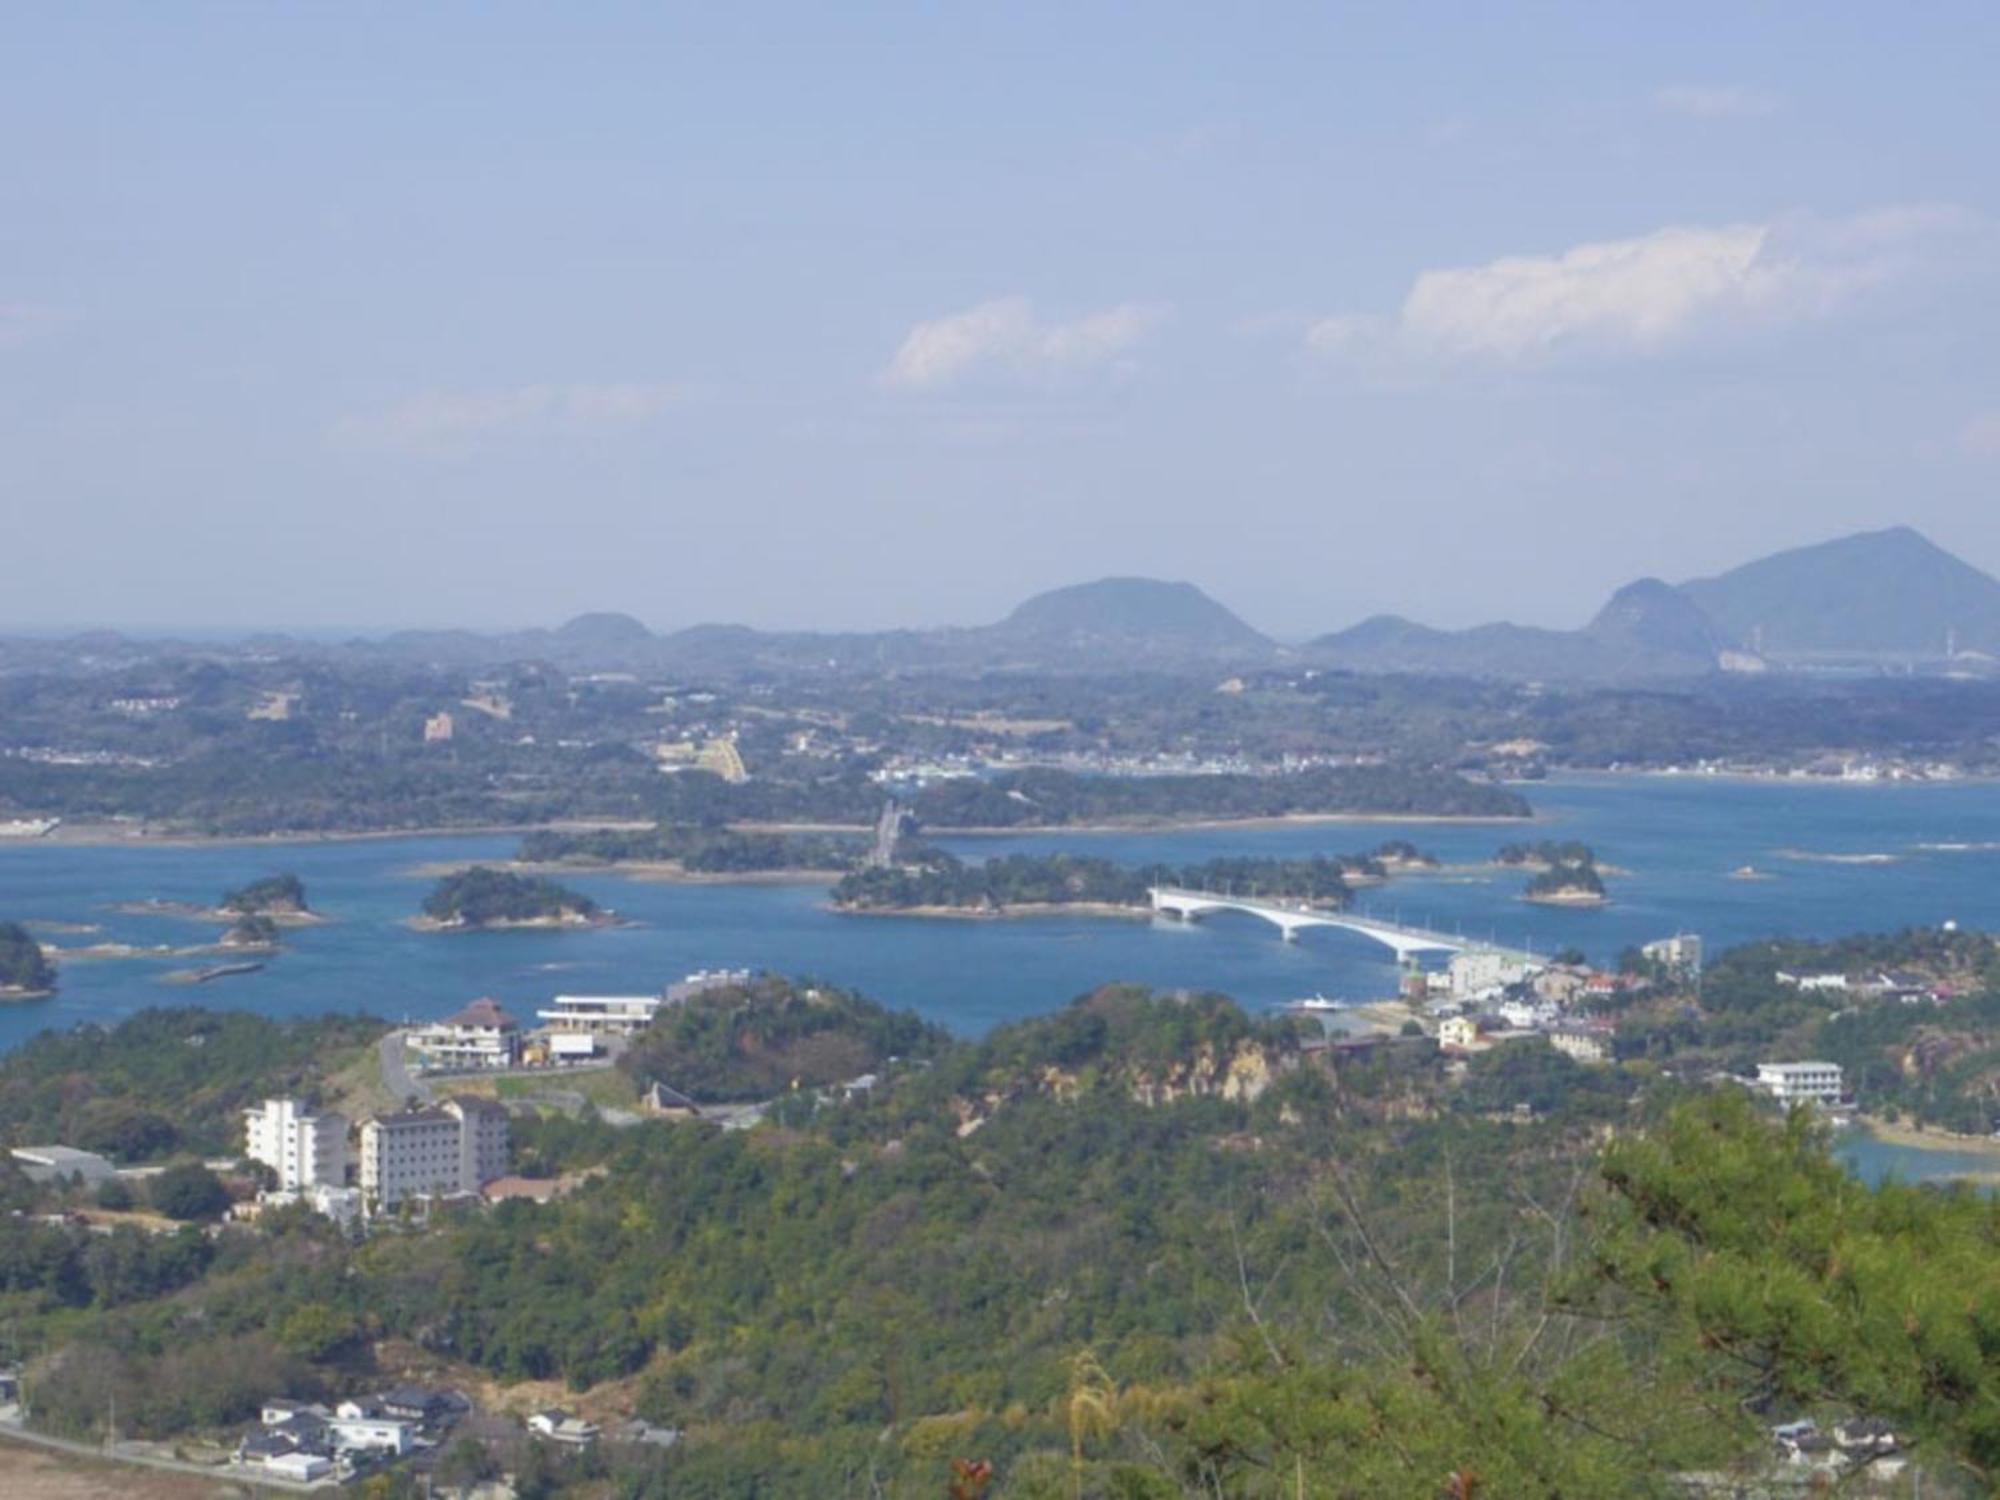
top-left (219, 872), bottom-right (322, 922)
top-left (415, 866), bottom-right (614, 931)
top-left (1495, 840), bottom-right (1597, 871)
top-left (110, 871), bottom-right (324, 929)
top-left (1523, 859), bottom-right (1608, 907)
top-left (516, 824), bottom-right (866, 879)
top-left (219, 913), bottom-right (281, 949)
top-left (0, 920), bottom-right (57, 999)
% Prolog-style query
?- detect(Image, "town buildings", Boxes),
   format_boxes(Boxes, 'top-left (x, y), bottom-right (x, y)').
top-left (242, 1097), bottom-right (350, 1190)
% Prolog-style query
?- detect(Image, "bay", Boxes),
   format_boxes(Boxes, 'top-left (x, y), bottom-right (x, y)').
top-left (3, 772), bottom-right (1999, 1062)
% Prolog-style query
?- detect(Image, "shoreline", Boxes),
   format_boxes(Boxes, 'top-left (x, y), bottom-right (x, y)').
top-left (401, 857), bottom-right (846, 886)
top-left (833, 901), bottom-right (1154, 921)
top-left (404, 913), bottom-right (629, 933)
top-left (0, 809), bottom-right (1535, 851)
top-left (1853, 1114), bottom-right (2000, 1161)
top-left (1552, 767), bottom-right (1999, 790)
top-left (751, 810), bottom-right (1533, 838)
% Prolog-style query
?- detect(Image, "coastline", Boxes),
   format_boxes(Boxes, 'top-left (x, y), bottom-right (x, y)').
top-left (402, 857), bottom-right (846, 886)
top-left (404, 913), bottom-right (627, 933)
top-left (833, 901), bottom-right (1154, 921)
top-left (0, 807), bottom-right (1533, 851)
top-left (1853, 1113), bottom-right (2000, 1161)
top-left (752, 810), bottom-right (1534, 838)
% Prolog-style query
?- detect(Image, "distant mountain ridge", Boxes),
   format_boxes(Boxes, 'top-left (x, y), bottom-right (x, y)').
top-left (1308, 527), bottom-right (2000, 681)
top-left (1679, 526), bottom-right (2000, 658)
top-left (22, 529), bottom-right (1997, 682)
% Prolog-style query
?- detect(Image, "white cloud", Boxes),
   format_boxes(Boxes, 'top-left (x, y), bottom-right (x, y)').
top-left (882, 296), bottom-right (1165, 391)
top-left (1653, 84), bottom-right (1780, 120)
top-left (338, 382), bottom-right (688, 449)
top-left (1307, 207), bottom-right (1965, 371)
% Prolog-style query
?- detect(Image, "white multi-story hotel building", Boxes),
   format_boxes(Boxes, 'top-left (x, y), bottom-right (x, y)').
top-left (359, 1096), bottom-right (509, 1211)
top-left (1756, 1061), bottom-right (1845, 1108)
top-left (243, 1098), bottom-right (350, 1191)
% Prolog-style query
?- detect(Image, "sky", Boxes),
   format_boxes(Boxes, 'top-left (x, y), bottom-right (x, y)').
top-left (4, 3), bottom-right (2000, 639)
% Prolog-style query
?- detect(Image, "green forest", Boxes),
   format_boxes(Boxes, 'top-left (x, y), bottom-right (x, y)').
top-left (519, 823), bottom-right (868, 873)
top-left (3, 972), bottom-right (2000, 1494)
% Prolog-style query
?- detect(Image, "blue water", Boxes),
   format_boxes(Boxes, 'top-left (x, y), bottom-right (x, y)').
top-left (1838, 1130), bottom-right (2000, 1187)
top-left (3, 774), bottom-right (1999, 1059)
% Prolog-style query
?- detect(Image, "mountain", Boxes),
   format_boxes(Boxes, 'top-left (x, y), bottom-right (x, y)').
top-left (1308, 529), bottom-right (2000, 681)
top-left (1678, 526), bottom-right (2000, 659)
top-left (992, 578), bottom-right (1272, 657)
top-left (555, 611), bottom-right (654, 649)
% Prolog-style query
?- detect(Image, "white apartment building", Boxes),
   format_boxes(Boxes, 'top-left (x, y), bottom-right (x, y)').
top-left (243, 1098), bottom-right (350, 1191)
top-left (359, 1096), bottom-right (509, 1211)
top-left (1641, 933), bottom-right (1704, 976)
top-left (1756, 1061), bottom-right (1845, 1108)
top-left (1447, 950), bottom-right (1534, 1001)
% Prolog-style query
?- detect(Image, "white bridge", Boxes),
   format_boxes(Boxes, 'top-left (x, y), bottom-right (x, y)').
top-left (1149, 886), bottom-right (1533, 964)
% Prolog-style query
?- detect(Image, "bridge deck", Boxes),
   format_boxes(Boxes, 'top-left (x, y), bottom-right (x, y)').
top-left (1148, 887), bottom-right (1539, 964)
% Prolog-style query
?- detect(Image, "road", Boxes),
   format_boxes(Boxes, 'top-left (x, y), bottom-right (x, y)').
top-left (377, 1031), bottom-right (429, 1105)
top-left (0, 1418), bottom-right (330, 1493)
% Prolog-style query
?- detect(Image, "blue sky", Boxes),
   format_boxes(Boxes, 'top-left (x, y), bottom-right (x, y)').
top-left (4, 4), bottom-right (1998, 636)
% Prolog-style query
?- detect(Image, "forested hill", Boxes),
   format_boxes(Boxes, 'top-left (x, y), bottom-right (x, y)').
top-left (1680, 524), bottom-right (2000, 656)
top-left (991, 576), bottom-right (1272, 657)
top-left (10, 989), bottom-right (2000, 1493)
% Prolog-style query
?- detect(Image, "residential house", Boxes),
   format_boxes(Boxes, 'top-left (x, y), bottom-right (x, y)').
top-left (528, 1409), bottom-right (601, 1446)
top-left (409, 998), bottom-right (522, 1072)
top-left (1549, 1022), bottom-right (1615, 1065)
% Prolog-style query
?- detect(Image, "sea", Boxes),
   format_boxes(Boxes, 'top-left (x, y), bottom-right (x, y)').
top-left (6, 771), bottom-right (2000, 1177)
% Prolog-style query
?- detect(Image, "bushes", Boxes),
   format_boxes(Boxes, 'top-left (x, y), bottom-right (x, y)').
top-left (148, 1163), bottom-right (229, 1220)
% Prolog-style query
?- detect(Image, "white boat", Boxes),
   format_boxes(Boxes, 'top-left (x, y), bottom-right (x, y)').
top-left (1286, 995), bottom-right (1344, 1013)
top-left (0, 817), bottom-right (59, 839)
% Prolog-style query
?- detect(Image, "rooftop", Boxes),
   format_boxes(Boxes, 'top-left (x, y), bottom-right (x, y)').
top-left (440, 997), bottom-right (520, 1031)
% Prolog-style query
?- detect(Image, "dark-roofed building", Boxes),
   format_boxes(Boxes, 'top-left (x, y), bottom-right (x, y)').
top-left (409, 997), bottom-right (522, 1071)
top-left (359, 1097), bottom-right (510, 1211)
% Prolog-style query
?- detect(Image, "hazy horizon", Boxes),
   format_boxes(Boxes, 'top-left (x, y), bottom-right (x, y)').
top-left (7, 5), bottom-right (1999, 636)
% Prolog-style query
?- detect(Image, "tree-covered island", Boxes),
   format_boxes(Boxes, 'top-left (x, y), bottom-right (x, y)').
top-left (416, 866), bottom-right (611, 930)
top-left (517, 823), bottom-right (868, 875)
top-left (0, 920), bottom-right (57, 997)
top-left (218, 871), bottom-right (313, 917)
top-left (831, 845), bottom-right (1429, 915)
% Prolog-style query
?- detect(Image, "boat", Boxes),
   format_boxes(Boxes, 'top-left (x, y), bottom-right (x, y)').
top-left (1285, 995), bottom-right (1345, 1013)
top-left (0, 817), bottom-right (60, 839)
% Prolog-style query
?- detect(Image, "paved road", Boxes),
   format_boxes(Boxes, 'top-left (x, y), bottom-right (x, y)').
top-left (377, 1031), bottom-right (429, 1105)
